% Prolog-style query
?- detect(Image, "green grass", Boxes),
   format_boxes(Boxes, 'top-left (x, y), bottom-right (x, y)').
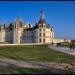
top-left (0, 65), bottom-right (51, 74)
top-left (0, 45), bottom-right (75, 63)
top-left (0, 65), bottom-right (74, 74)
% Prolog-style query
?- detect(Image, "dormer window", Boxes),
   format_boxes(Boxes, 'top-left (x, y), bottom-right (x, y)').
top-left (39, 24), bottom-right (42, 27)
top-left (43, 24), bottom-right (46, 28)
top-left (44, 25), bottom-right (45, 27)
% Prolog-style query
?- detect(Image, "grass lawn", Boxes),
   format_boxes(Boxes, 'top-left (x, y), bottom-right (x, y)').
top-left (0, 65), bottom-right (73, 74)
top-left (0, 45), bottom-right (75, 63)
top-left (0, 65), bottom-right (51, 74)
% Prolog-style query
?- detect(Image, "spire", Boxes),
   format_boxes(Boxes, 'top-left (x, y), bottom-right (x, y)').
top-left (13, 18), bottom-right (17, 29)
top-left (40, 10), bottom-right (44, 19)
top-left (18, 16), bottom-right (22, 22)
top-left (35, 20), bottom-right (37, 24)
top-left (27, 21), bottom-right (29, 25)
top-left (3, 20), bottom-right (6, 25)
top-left (13, 18), bottom-right (17, 24)
top-left (14, 18), bottom-right (16, 22)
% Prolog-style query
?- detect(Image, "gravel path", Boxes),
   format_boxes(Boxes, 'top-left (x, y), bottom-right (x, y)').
top-left (48, 45), bottom-right (75, 56)
top-left (0, 58), bottom-right (66, 70)
top-left (0, 58), bottom-right (50, 69)
top-left (0, 57), bottom-right (75, 74)
top-left (0, 58), bottom-right (74, 71)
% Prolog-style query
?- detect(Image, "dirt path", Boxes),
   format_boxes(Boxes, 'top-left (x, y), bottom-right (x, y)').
top-left (0, 58), bottom-right (50, 69)
top-left (0, 58), bottom-right (75, 71)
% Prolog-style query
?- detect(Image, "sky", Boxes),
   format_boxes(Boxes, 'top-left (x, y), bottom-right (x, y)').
top-left (0, 1), bottom-right (75, 39)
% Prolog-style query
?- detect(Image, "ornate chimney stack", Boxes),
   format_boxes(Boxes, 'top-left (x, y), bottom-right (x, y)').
top-left (2, 20), bottom-right (7, 30)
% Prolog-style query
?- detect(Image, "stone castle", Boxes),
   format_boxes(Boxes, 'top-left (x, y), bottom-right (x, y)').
top-left (0, 10), bottom-right (54, 44)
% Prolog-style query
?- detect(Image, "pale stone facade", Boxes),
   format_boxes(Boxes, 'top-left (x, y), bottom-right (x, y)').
top-left (0, 10), bottom-right (54, 44)
top-left (53, 39), bottom-right (64, 44)
top-left (53, 38), bottom-right (71, 44)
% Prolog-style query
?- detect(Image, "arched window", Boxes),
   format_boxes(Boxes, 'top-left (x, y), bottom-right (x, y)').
top-left (43, 33), bottom-right (45, 37)
top-left (39, 33), bottom-right (41, 37)
top-left (39, 24), bottom-right (42, 27)
top-left (39, 29), bottom-right (41, 31)
top-left (43, 38), bottom-right (45, 43)
top-left (39, 38), bottom-right (41, 42)
top-left (43, 24), bottom-right (46, 28)
top-left (43, 29), bottom-right (45, 31)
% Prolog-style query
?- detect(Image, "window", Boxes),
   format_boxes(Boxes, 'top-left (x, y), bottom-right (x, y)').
top-left (39, 24), bottom-right (42, 27)
top-left (43, 29), bottom-right (45, 31)
top-left (39, 38), bottom-right (41, 42)
top-left (43, 24), bottom-right (46, 28)
top-left (43, 38), bottom-right (45, 43)
top-left (40, 25), bottom-right (41, 27)
top-left (39, 29), bottom-right (41, 31)
top-left (39, 33), bottom-right (41, 37)
top-left (44, 25), bottom-right (45, 27)
top-left (43, 33), bottom-right (45, 37)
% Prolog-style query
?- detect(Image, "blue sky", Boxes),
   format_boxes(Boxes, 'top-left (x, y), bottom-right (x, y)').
top-left (0, 1), bottom-right (75, 39)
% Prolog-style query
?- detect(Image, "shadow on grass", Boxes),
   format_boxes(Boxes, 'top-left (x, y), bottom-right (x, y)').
top-left (0, 63), bottom-right (75, 74)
